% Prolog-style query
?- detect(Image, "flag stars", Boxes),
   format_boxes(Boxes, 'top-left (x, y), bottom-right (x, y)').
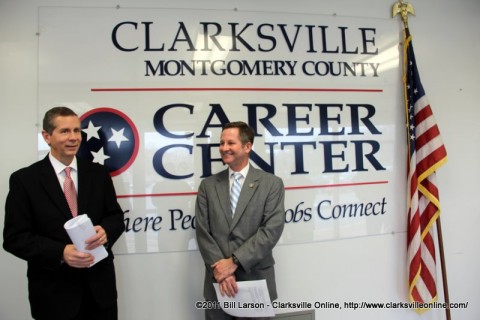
top-left (84, 124), bottom-right (129, 165)
top-left (79, 110), bottom-right (138, 174)
top-left (109, 127), bottom-right (129, 148)
top-left (91, 147), bottom-right (110, 165)
top-left (408, 121), bottom-right (415, 136)
top-left (82, 121), bottom-right (101, 141)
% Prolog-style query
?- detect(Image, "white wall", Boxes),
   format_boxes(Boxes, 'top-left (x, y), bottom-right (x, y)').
top-left (1, 0), bottom-right (478, 319)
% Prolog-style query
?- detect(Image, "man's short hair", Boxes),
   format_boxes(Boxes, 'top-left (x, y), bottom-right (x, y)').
top-left (222, 121), bottom-right (255, 145)
top-left (43, 106), bottom-right (78, 134)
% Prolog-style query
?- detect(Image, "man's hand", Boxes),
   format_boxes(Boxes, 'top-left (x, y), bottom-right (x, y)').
top-left (84, 225), bottom-right (108, 250)
top-left (211, 257), bottom-right (238, 283)
top-left (63, 244), bottom-right (94, 268)
top-left (219, 275), bottom-right (238, 297)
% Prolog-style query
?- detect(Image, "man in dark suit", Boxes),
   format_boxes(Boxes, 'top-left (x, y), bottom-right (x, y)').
top-left (195, 121), bottom-right (285, 320)
top-left (3, 106), bottom-right (125, 320)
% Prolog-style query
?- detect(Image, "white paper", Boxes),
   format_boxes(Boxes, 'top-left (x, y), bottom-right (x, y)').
top-left (213, 279), bottom-right (275, 317)
top-left (64, 214), bottom-right (108, 266)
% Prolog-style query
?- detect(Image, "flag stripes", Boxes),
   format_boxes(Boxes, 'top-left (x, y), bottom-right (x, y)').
top-left (404, 31), bottom-right (447, 313)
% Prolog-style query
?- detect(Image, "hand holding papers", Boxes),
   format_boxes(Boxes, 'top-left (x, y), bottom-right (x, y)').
top-left (64, 214), bottom-right (108, 266)
top-left (213, 280), bottom-right (275, 317)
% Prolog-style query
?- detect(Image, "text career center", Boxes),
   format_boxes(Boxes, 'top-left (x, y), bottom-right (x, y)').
top-left (121, 102), bottom-right (390, 235)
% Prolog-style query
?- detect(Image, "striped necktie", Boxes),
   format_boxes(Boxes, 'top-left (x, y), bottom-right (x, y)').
top-left (230, 172), bottom-right (243, 216)
top-left (64, 167), bottom-right (78, 217)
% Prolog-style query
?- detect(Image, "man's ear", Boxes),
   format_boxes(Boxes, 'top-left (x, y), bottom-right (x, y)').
top-left (41, 130), bottom-right (51, 146)
top-left (244, 141), bottom-right (253, 153)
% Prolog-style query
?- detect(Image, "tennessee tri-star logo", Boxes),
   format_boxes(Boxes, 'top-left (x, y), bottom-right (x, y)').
top-left (78, 107), bottom-right (139, 176)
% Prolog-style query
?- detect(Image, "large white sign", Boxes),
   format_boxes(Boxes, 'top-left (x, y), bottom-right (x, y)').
top-left (38, 7), bottom-right (404, 254)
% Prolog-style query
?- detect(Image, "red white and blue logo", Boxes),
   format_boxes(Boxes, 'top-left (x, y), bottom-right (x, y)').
top-left (79, 107), bottom-right (139, 176)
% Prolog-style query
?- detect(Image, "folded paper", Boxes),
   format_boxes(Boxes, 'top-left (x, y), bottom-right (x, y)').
top-left (64, 214), bottom-right (108, 266)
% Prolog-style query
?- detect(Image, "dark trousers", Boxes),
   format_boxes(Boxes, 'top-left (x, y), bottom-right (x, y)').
top-left (76, 283), bottom-right (118, 320)
top-left (34, 285), bottom-right (118, 320)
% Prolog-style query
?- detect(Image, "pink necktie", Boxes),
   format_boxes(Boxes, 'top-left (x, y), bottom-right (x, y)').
top-left (64, 167), bottom-right (78, 217)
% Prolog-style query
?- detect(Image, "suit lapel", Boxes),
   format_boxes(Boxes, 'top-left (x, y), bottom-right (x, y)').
top-left (39, 157), bottom-right (73, 220)
top-left (231, 167), bottom-right (260, 229)
top-left (214, 170), bottom-right (232, 227)
top-left (77, 159), bottom-right (92, 216)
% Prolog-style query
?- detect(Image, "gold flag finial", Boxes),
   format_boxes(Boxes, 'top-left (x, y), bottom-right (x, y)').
top-left (392, 0), bottom-right (415, 28)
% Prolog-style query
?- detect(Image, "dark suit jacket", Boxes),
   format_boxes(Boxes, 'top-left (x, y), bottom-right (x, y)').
top-left (195, 166), bottom-right (285, 301)
top-left (3, 155), bottom-right (125, 319)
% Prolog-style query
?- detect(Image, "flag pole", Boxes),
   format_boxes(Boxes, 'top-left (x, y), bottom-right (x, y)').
top-left (392, 1), bottom-right (451, 319)
top-left (436, 216), bottom-right (451, 319)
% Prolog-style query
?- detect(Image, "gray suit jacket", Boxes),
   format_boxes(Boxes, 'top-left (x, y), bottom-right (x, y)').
top-left (195, 165), bottom-right (285, 301)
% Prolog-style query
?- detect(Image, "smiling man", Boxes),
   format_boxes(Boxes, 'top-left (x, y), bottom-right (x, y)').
top-left (3, 106), bottom-right (125, 320)
top-left (195, 121), bottom-right (285, 320)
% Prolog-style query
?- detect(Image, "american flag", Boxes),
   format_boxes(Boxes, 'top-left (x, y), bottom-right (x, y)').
top-left (404, 30), bottom-right (447, 311)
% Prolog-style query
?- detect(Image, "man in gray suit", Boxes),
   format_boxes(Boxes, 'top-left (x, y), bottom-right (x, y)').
top-left (195, 121), bottom-right (285, 320)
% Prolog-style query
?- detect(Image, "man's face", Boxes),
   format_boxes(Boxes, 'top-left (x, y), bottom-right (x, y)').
top-left (219, 127), bottom-right (251, 171)
top-left (42, 115), bottom-right (82, 165)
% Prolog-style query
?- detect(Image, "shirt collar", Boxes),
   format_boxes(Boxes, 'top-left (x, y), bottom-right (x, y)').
top-left (229, 163), bottom-right (250, 179)
top-left (48, 153), bottom-right (78, 175)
